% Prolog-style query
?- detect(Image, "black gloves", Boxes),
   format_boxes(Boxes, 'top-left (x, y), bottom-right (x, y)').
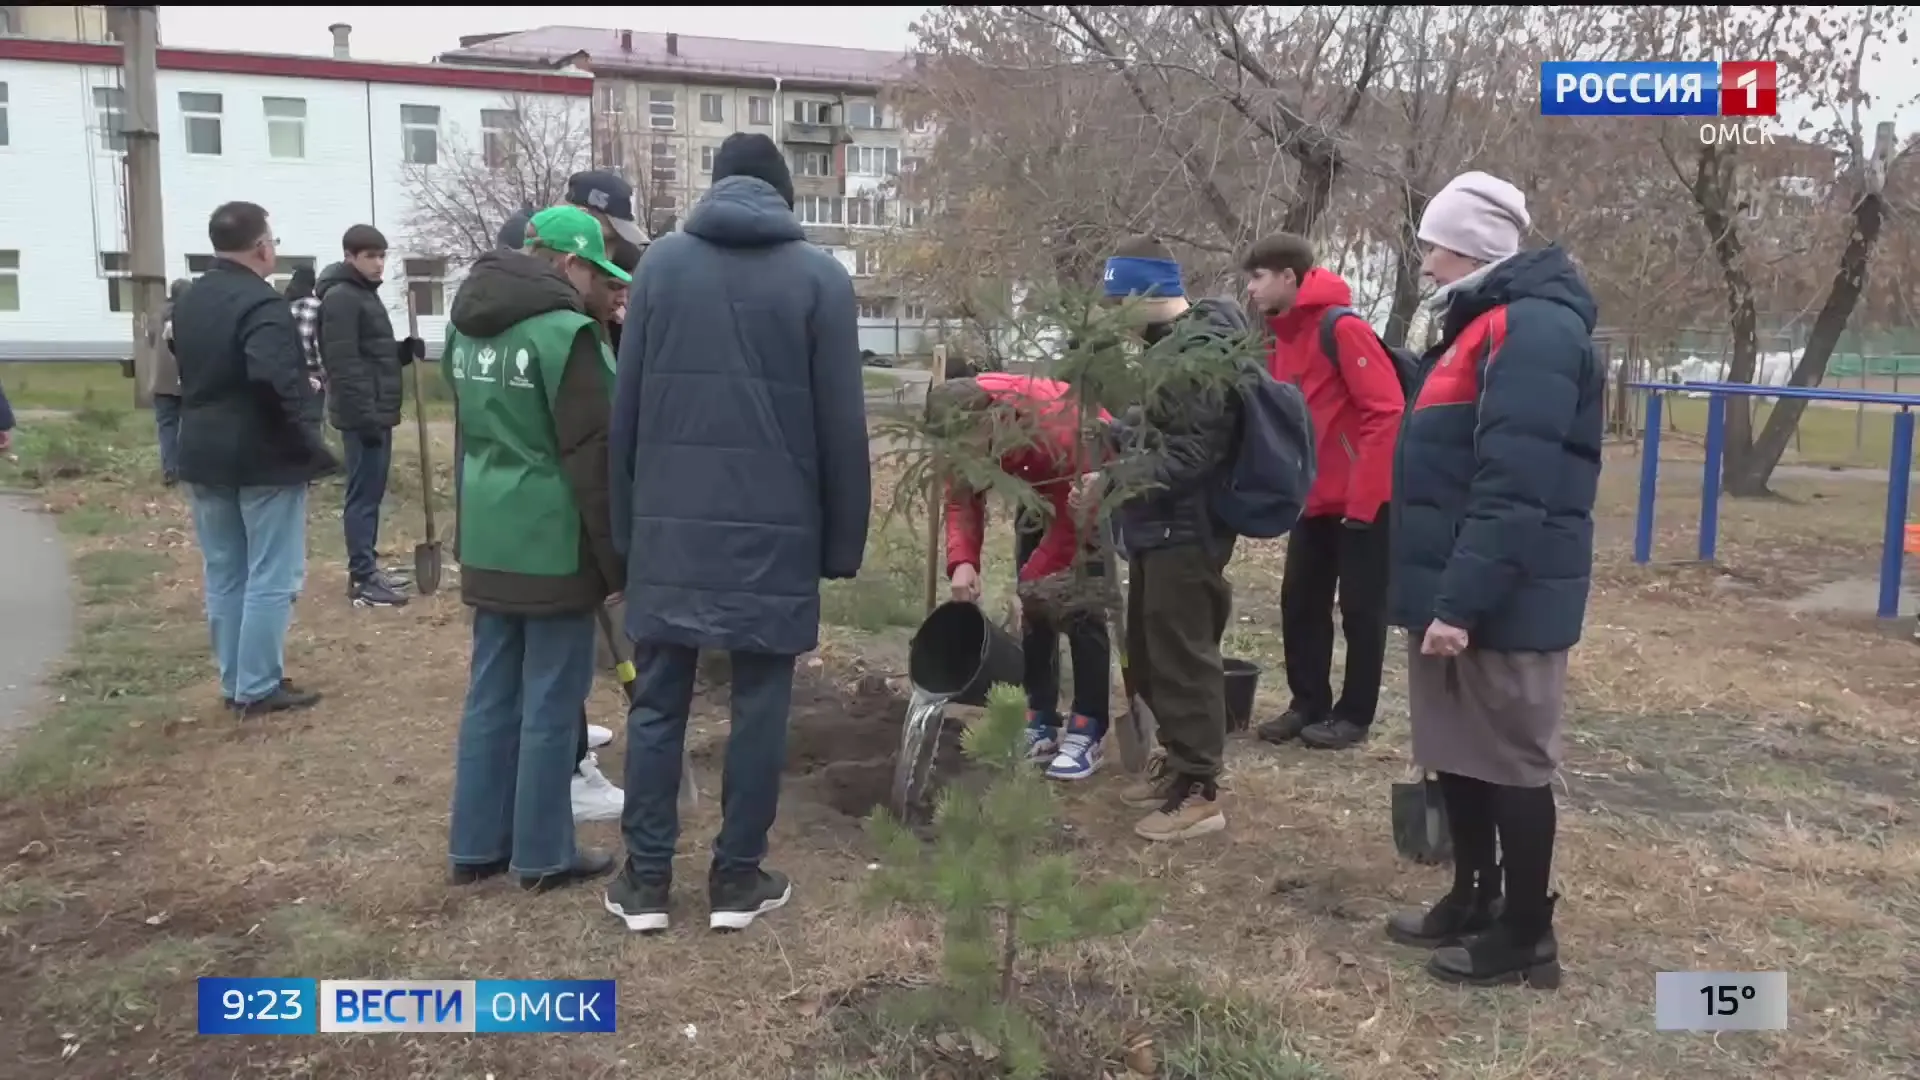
top-left (399, 336), bottom-right (426, 365)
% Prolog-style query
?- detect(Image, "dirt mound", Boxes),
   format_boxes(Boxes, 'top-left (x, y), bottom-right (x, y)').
top-left (690, 669), bottom-right (968, 822)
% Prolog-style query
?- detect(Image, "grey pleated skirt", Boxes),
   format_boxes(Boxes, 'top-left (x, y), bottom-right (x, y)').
top-left (1405, 639), bottom-right (1569, 788)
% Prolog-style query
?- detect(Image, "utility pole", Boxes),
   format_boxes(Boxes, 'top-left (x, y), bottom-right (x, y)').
top-left (109, 6), bottom-right (165, 409)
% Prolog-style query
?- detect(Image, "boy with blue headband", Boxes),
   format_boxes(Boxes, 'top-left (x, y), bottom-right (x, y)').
top-left (1099, 235), bottom-right (1254, 843)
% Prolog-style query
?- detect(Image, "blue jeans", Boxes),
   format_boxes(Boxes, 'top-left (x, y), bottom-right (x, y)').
top-left (621, 644), bottom-right (795, 878)
top-left (187, 483), bottom-right (308, 704)
top-left (153, 394), bottom-right (182, 480)
top-left (340, 428), bottom-right (392, 581)
top-left (448, 610), bottom-right (597, 876)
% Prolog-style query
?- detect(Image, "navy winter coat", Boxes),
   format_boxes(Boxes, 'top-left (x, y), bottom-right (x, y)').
top-left (610, 176), bottom-right (872, 655)
top-left (1387, 246), bottom-right (1604, 653)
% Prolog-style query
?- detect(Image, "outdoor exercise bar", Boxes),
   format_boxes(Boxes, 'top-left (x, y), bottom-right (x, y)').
top-left (1626, 380), bottom-right (1917, 620)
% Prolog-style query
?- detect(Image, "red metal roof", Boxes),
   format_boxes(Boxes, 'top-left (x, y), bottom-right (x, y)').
top-left (0, 37), bottom-right (593, 96)
top-left (439, 26), bottom-right (917, 88)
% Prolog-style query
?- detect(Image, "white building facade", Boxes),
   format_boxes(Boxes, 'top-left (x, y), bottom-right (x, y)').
top-left (0, 36), bottom-right (590, 360)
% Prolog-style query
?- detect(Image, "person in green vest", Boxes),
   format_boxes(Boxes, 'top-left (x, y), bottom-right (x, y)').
top-left (443, 204), bottom-right (631, 894)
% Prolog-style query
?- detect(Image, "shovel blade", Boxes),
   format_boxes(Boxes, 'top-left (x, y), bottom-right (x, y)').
top-left (1390, 777), bottom-right (1454, 865)
top-left (413, 542), bottom-right (444, 596)
top-left (1113, 695), bottom-right (1156, 774)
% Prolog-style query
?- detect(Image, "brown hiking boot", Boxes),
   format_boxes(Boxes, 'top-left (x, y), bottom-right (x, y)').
top-left (1133, 775), bottom-right (1226, 841)
top-left (1119, 752), bottom-right (1173, 807)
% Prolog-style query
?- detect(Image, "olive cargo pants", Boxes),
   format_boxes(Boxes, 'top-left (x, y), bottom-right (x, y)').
top-left (1126, 540), bottom-right (1234, 780)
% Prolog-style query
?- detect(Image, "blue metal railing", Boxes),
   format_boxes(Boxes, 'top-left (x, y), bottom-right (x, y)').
top-left (1626, 381), bottom-right (1917, 619)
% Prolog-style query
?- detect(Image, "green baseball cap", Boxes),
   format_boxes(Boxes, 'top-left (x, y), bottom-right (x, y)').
top-left (527, 205), bottom-right (633, 284)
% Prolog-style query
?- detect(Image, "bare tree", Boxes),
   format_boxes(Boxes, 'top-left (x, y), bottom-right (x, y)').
top-left (399, 91), bottom-right (684, 268)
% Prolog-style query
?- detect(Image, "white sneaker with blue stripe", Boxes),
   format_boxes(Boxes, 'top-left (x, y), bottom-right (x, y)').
top-left (1045, 731), bottom-right (1105, 781)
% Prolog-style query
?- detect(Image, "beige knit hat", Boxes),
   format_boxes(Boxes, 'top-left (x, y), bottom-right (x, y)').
top-left (1418, 171), bottom-right (1531, 263)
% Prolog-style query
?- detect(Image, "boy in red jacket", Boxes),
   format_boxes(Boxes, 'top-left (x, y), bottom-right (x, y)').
top-left (1244, 234), bottom-right (1405, 750)
top-left (931, 372), bottom-right (1113, 781)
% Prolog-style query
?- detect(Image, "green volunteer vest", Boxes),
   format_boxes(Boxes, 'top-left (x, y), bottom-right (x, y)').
top-left (443, 309), bottom-right (614, 576)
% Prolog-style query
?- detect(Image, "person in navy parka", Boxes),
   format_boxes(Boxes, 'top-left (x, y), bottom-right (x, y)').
top-left (1382, 171), bottom-right (1604, 991)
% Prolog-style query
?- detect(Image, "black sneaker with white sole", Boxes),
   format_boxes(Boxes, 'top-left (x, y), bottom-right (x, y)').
top-left (603, 863), bottom-right (673, 934)
top-left (350, 573), bottom-right (409, 608)
top-left (708, 867), bottom-right (791, 932)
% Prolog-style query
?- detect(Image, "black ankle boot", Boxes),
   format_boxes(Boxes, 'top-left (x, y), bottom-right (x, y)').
top-left (1385, 868), bottom-right (1502, 948)
top-left (1427, 893), bottom-right (1561, 989)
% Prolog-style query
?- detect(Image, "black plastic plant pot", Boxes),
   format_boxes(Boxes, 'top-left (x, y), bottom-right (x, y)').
top-left (908, 601), bottom-right (1025, 708)
top-left (1223, 657), bottom-right (1261, 733)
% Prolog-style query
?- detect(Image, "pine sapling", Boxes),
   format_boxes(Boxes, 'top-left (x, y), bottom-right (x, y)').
top-left (866, 683), bottom-right (1152, 1077)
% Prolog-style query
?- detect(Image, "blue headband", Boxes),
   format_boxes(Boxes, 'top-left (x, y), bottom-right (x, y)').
top-left (1102, 256), bottom-right (1184, 299)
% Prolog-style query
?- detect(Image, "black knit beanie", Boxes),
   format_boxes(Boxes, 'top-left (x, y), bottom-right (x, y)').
top-left (712, 132), bottom-right (796, 208)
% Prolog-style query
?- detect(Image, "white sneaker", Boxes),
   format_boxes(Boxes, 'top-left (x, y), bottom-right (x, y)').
top-left (571, 753), bottom-right (624, 823)
top-left (1045, 733), bottom-right (1105, 781)
top-left (587, 724), bottom-right (614, 749)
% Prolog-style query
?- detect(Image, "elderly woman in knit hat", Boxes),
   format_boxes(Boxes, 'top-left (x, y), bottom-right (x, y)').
top-left (1380, 171), bottom-right (1605, 989)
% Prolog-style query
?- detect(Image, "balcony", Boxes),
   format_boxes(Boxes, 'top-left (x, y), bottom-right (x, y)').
top-left (782, 121), bottom-right (847, 147)
top-left (793, 174), bottom-right (842, 199)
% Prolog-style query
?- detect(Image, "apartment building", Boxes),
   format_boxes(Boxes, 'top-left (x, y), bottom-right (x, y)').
top-left (439, 27), bottom-right (944, 354)
top-left (0, 28), bottom-right (590, 360)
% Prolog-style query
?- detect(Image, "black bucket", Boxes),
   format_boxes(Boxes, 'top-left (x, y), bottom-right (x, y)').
top-left (1223, 658), bottom-right (1260, 733)
top-left (909, 601), bottom-right (1025, 708)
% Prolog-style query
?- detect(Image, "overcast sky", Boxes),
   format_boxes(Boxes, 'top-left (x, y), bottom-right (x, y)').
top-left (156, 6), bottom-right (1914, 137)
top-left (157, 6), bottom-right (929, 60)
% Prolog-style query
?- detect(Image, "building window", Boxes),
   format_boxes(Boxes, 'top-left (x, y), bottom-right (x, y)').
top-left (595, 84), bottom-right (626, 167)
top-left (648, 89), bottom-right (675, 130)
top-left (100, 251), bottom-right (131, 312)
top-left (789, 150), bottom-right (832, 177)
top-left (698, 92), bottom-right (723, 124)
top-left (857, 299), bottom-right (888, 321)
top-left (747, 95), bottom-right (771, 126)
top-left (93, 86), bottom-right (127, 152)
top-left (405, 257), bottom-right (447, 316)
top-left (852, 248), bottom-right (881, 277)
top-left (268, 256), bottom-right (315, 293)
top-left (847, 101), bottom-right (883, 129)
top-left (481, 107), bottom-right (516, 169)
top-left (0, 250), bottom-right (19, 311)
top-left (847, 146), bottom-right (899, 178)
top-left (186, 254), bottom-right (215, 275)
top-left (649, 138), bottom-right (677, 186)
top-left (180, 92), bottom-right (223, 155)
top-left (847, 196), bottom-right (887, 228)
top-left (0, 82), bottom-right (9, 147)
top-left (902, 202), bottom-right (927, 228)
top-left (262, 96), bottom-right (306, 159)
top-left (910, 114), bottom-right (932, 134)
top-left (792, 99), bottom-right (832, 125)
top-left (796, 195), bottom-right (843, 226)
top-left (904, 302), bottom-right (928, 322)
top-left (401, 104), bottom-right (440, 166)
top-left (700, 145), bottom-right (714, 173)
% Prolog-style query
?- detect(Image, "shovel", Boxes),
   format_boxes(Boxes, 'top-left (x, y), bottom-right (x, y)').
top-left (594, 605), bottom-right (697, 813)
top-left (1099, 542), bottom-right (1157, 775)
top-left (403, 295), bottom-right (443, 595)
top-left (1391, 657), bottom-right (1458, 865)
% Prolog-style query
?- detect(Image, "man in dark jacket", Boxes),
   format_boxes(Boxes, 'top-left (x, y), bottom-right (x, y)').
top-left (1382, 171), bottom-right (1603, 990)
top-left (604, 133), bottom-right (870, 934)
top-left (317, 223), bottom-right (421, 609)
top-left (0, 376), bottom-right (14, 453)
top-left (443, 205), bottom-right (630, 894)
top-left (1100, 236), bottom-right (1249, 844)
top-left (498, 171), bottom-right (649, 270)
top-left (172, 201), bottom-right (337, 718)
top-left (1244, 234), bottom-right (1405, 751)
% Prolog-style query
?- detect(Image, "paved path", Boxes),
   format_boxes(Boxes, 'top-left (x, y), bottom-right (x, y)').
top-left (0, 494), bottom-right (72, 741)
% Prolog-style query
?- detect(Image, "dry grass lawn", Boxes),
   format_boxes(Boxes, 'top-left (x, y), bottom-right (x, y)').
top-left (1, 410), bottom-right (1916, 1079)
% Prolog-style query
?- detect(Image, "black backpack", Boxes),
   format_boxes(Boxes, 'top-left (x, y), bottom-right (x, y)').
top-left (1211, 371), bottom-right (1317, 539)
top-left (1319, 307), bottom-right (1422, 399)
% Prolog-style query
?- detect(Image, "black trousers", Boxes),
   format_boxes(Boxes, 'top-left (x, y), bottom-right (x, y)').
top-left (1015, 508), bottom-right (1111, 726)
top-left (1280, 515), bottom-right (1390, 727)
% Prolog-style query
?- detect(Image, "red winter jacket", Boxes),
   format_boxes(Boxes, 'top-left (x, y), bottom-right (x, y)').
top-left (944, 373), bottom-right (1109, 582)
top-left (1265, 268), bottom-right (1405, 523)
